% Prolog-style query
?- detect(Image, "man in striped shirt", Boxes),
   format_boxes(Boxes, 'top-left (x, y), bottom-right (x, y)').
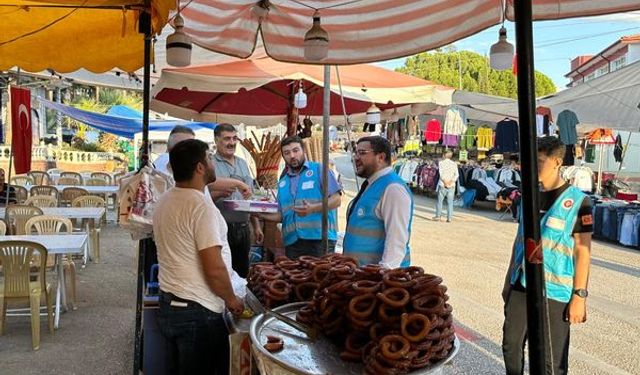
top-left (433, 150), bottom-right (458, 222)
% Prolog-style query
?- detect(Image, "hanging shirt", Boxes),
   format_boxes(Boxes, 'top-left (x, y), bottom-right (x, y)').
top-left (557, 110), bottom-right (579, 145)
top-left (459, 124), bottom-right (477, 150)
top-left (476, 127), bottom-right (494, 151)
top-left (443, 106), bottom-right (467, 136)
top-left (536, 114), bottom-right (545, 137)
top-left (495, 119), bottom-right (519, 153)
top-left (424, 118), bottom-right (442, 144)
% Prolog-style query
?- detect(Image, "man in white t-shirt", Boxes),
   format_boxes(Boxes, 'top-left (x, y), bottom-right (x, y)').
top-left (153, 139), bottom-right (244, 375)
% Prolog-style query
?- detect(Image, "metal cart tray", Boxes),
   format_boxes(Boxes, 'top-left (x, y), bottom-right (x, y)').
top-left (250, 302), bottom-right (459, 375)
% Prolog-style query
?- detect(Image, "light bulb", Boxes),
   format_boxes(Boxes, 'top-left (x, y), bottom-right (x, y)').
top-left (166, 13), bottom-right (192, 67)
top-left (489, 27), bottom-right (514, 71)
top-left (303, 11), bottom-right (329, 61)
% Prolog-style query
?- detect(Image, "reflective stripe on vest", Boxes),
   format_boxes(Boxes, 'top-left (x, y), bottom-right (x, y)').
top-left (277, 162), bottom-right (337, 246)
top-left (343, 171), bottom-right (412, 267)
top-left (511, 185), bottom-right (585, 303)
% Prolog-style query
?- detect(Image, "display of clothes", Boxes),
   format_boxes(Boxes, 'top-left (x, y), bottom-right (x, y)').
top-left (536, 106), bottom-right (554, 137)
top-left (398, 159), bottom-right (420, 184)
top-left (557, 109), bottom-right (579, 145)
top-left (495, 118), bottom-right (519, 153)
top-left (593, 201), bottom-right (640, 248)
top-left (407, 115), bottom-right (418, 137)
top-left (442, 105), bottom-right (467, 147)
top-left (495, 166), bottom-right (522, 188)
top-left (424, 118), bottom-right (442, 144)
top-left (459, 122), bottom-right (477, 150)
top-left (476, 126), bottom-right (494, 151)
top-left (400, 138), bottom-right (422, 156)
top-left (562, 165), bottom-right (594, 192)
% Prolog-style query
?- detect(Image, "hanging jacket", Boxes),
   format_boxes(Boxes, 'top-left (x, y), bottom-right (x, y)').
top-left (614, 134), bottom-right (623, 162)
top-left (278, 162), bottom-right (337, 246)
top-left (510, 186), bottom-right (586, 303)
top-left (343, 172), bottom-right (412, 267)
top-left (557, 110), bottom-right (579, 145)
top-left (425, 119), bottom-right (442, 143)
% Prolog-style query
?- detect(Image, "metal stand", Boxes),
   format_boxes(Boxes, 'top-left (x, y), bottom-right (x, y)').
top-left (514, 0), bottom-right (551, 373)
top-left (321, 65), bottom-right (330, 253)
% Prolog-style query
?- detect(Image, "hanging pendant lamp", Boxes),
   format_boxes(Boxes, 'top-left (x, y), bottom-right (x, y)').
top-left (366, 104), bottom-right (381, 124)
top-left (294, 85), bottom-right (307, 109)
top-left (166, 13), bottom-right (192, 67)
top-left (304, 11), bottom-right (329, 61)
top-left (489, 26), bottom-right (514, 70)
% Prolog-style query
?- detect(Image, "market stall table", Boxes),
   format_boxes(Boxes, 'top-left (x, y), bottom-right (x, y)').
top-left (2, 234), bottom-right (88, 329)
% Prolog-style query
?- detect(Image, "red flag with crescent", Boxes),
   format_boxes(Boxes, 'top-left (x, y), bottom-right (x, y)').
top-left (10, 86), bottom-right (32, 174)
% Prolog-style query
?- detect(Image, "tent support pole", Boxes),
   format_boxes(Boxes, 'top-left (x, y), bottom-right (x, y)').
top-left (133, 2), bottom-right (152, 374)
top-left (321, 65), bottom-right (330, 253)
top-left (514, 1), bottom-right (551, 374)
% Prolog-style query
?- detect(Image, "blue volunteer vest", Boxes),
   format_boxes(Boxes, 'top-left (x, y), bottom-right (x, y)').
top-left (343, 171), bottom-right (413, 267)
top-left (278, 162), bottom-right (337, 246)
top-left (511, 185), bottom-right (585, 303)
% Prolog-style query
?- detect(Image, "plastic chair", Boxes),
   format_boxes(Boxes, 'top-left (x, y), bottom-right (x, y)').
top-left (85, 178), bottom-right (107, 186)
top-left (25, 216), bottom-right (77, 309)
top-left (30, 185), bottom-right (60, 201)
top-left (72, 195), bottom-right (106, 262)
top-left (113, 172), bottom-right (126, 186)
top-left (27, 171), bottom-right (49, 186)
top-left (90, 172), bottom-right (112, 185)
top-left (13, 186), bottom-right (28, 205)
top-left (59, 172), bottom-right (83, 185)
top-left (57, 177), bottom-right (80, 186)
top-left (5, 205), bottom-right (43, 235)
top-left (46, 168), bottom-right (63, 175)
top-left (60, 187), bottom-right (88, 207)
top-left (0, 240), bottom-right (55, 350)
top-left (0, 220), bottom-right (6, 236)
top-left (10, 175), bottom-right (34, 186)
top-left (25, 195), bottom-right (58, 208)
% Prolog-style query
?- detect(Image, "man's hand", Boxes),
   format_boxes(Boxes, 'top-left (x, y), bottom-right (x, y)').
top-left (226, 296), bottom-right (245, 316)
top-left (254, 226), bottom-right (264, 244)
top-left (211, 188), bottom-right (234, 200)
top-left (566, 297), bottom-right (587, 324)
top-left (292, 200), bottom-right (318, 217)
top-left (234, 181), bottom-right (252, 199)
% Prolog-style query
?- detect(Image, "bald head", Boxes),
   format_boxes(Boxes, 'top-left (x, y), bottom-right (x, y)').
top-left (168, 132), bottom-right (194, 151)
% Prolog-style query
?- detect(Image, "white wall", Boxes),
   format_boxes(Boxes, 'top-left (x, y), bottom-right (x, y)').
top-left (627, 44), bottom-right (640, 66)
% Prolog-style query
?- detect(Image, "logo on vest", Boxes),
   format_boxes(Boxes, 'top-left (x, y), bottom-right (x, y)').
top-left (357, 208), bottom-right (365, 217)
top-left (306, 170), bottom-right (314, 177)
top-left (562, 199), bottom-right (574, 209)
top-left (279, 181), bottom-right (286, 188)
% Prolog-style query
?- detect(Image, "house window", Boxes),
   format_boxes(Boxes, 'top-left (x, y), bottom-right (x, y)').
top-left (584, 72), bottom-right (596, 82)
top-left (612, 56), bottom-right (626, 71)
top-left (596, 66), bottom-right (609, 77)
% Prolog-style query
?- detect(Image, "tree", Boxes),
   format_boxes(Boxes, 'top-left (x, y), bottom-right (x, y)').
top-left (397, 50), bottom-right (556, 98)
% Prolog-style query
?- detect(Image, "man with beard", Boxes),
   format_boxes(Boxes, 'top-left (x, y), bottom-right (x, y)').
top-left (260, 135), bottom-right (342, 258)
top-left (212, 123), bottom-right (263, 277)
top-left (343, 136), bottom-right (413, 268)
top-left (153, 139), bottom-right (244, 375)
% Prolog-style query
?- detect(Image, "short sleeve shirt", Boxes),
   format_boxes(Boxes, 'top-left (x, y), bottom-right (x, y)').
top-left (213, 154), bottom-right (254, 223)
top-left (539, 184), bottom-right (593, 233)
top-left (152, 187), bottom-right (233, 313)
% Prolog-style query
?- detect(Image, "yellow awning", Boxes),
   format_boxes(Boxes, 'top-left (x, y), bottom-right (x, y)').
top-left (0, 1), bottom-right (175, 73)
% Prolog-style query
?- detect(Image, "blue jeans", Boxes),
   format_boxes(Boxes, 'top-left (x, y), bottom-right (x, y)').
top-left (436, 186), bottom-right (455, 221)
top-left (157, 291), bottom-right (229, 375)
top-left (285, 239), bottom-right (336, 259)
top-left (619, 211), bottom-right (640, 247)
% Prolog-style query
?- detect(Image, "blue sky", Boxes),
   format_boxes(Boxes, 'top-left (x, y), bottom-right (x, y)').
top-left (374, 12), bottom-right (640, 92)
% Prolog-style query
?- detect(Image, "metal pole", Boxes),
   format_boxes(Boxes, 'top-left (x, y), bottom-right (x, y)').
top-left (133, 2), bottom-right (151, 374)
top-left (321, 65), bottom-right (330, 253)
top-left (334, 66), bottom-right (359, 190)
top-left (514, 1), bottom-right (550, 373)
top-left (596, 144), bottom-right (604, 195)
top-left (458, 52), bottom-right (463, 90)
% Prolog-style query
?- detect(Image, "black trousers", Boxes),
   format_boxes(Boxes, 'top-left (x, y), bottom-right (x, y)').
top-left (285, 239), bottom-right (336, 259)
top-left (157, 291), bottom-right (229, 375)
top-left (227, 222), bottom-right (251, 278)
top-left (502, 286), bottom-right (571, 375)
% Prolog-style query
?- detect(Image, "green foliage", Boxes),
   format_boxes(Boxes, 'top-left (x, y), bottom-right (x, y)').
top-left (397, 50), bottom-right (556, 98)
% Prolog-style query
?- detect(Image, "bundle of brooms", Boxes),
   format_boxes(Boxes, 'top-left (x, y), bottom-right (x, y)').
top-left (240, 131), bottom-right (282, 189)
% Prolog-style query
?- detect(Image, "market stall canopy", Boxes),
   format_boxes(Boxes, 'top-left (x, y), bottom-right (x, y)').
top-left (0, 0), bottom-right (175, 73)
top-left (151, 56), bottom-right (454, 125)
top-left (538, 61), bottom-right (640, 132)
top-left (39, 98), bottom-right (217, 139)
top-left (176, 0), bottom-right (640, 65)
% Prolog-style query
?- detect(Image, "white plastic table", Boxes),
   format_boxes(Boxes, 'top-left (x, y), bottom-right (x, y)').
top-left (0, 207), bottom-right (105, 264)
top-left (1, 234), bottom-right (88, 329)
top-left (52, 185), bottom-right (119, 195)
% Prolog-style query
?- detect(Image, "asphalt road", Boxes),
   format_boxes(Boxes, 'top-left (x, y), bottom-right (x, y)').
top-left (333, 152), bottom-right (640, 375)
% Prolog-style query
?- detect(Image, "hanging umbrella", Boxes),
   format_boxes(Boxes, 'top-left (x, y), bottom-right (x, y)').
top-left (0, 0), bottom-right (175, 73)
top-left (150, 56), bottom-right (453, 126)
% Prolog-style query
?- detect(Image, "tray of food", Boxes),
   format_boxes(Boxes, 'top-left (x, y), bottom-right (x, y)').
top-left (248, 255), bottom-right (458, 375)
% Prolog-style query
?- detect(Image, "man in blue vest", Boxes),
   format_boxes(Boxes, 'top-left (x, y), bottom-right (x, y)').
top-left (260, 136), bottom-right (342, 258)
top-left (502, 136), bottom-right (592, 375)
top-left (343, 136), bottom-right (413, 268)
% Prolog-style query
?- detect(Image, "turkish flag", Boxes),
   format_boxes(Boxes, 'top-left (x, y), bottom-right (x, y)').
top-left (10, 86), bottom-right (33, 174)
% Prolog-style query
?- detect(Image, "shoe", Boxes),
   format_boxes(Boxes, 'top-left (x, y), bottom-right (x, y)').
top-left (446, 219), bottom-right (451, 223)
top-left (432, 216), bottom-right (442, 222)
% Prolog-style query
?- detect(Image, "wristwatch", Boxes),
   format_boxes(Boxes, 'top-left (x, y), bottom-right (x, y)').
top-left (573, 289), bottom-right (588, 298)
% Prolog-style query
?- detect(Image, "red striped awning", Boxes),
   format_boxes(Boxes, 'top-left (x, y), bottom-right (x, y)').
top-left (177, 0), bottom-right (640, 65)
